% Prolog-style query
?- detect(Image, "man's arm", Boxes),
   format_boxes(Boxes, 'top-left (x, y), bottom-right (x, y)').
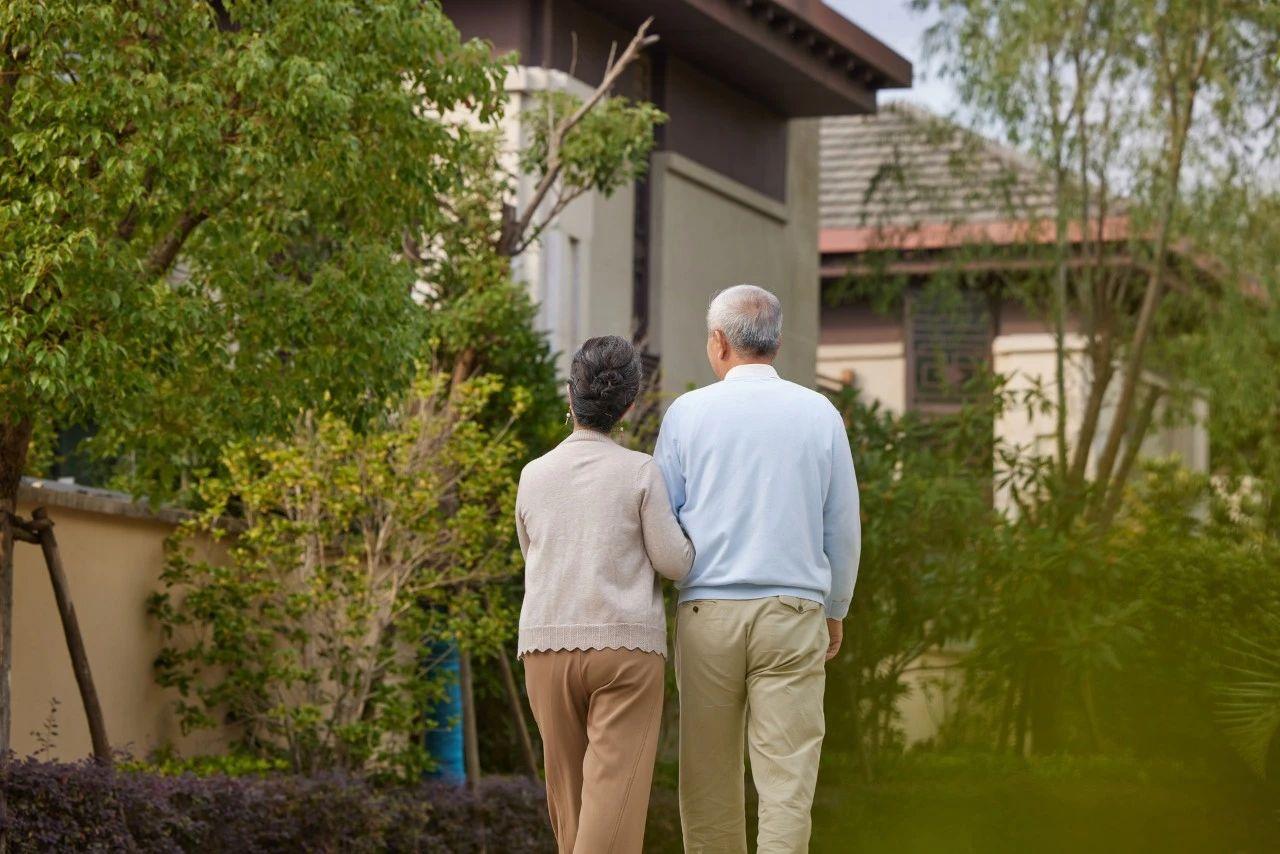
top-left (653, 403), bottom-right (686, 516)
top-left (823, 410), bottom-right (861, 623)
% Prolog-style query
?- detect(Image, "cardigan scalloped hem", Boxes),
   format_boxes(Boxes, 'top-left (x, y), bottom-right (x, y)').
top-left (517, 622), bottom-right (668, 659)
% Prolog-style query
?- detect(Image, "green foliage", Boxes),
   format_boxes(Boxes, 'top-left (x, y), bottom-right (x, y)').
top-left (120, 748), bottom-right (290, 778)
top-left (823, 387), bottom-right (995, 775)
top-left (149, 370), bottom-right (527, 778)
top-left (823, 384), bottom-right (1280, 771)
top-left (1216, 614), bottom-right (1280, 780)
top-left (520, 90), bottom-right (665, 195)
top-left (931, 459), bottom-right (1280, 761)
top-left (1, 0), bottom-right (507, 499)
top-left (893, 0), bottom-right (1280, 759)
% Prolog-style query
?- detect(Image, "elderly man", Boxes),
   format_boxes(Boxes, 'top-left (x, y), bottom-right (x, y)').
top-left (654, 284), bottom-right (861, 853)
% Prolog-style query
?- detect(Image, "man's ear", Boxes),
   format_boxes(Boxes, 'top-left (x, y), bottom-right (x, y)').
top-left (712, 329), bottom-right (729, 360)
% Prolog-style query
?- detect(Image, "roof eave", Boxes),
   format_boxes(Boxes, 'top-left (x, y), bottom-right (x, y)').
top-left (587, 0), bottom-right (912, 116)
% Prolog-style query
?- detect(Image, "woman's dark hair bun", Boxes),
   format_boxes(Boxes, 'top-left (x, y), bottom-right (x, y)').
top-left (590, 368), bottom-right (624, 397)
top-left (569, 336), bottom-right (642, 432)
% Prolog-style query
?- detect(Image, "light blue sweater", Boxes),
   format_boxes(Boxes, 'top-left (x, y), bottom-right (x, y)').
top-left (654, 364), bottom-right (861, 619)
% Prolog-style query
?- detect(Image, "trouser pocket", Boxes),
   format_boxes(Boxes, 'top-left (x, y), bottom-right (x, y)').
top-left (776, 595), bottom-right (821, 615)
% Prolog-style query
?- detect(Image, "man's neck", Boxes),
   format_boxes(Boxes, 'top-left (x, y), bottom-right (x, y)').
top-left (717, 357), bottom-right (776, 380)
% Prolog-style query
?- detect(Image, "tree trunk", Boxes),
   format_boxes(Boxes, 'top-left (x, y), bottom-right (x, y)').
top-left (1013, 668), bottom-right (1031, 757)
top-left (459, 649), bottom-right (481, 791)
top-left (28, 508), bottom-right (112, 764)
top-left (0, 418), bottom-right (31, 854)
top-left (0, 418), bottom-right (33, 758)
top-left (1028, 654), bottom-right (1063, 755)
top-left (458, 649), bottom-right (486, 853)
top-left (1096, 384), bottom-right (1162, 526)
top-left (495, 647), bottom-right (540, 779)
top-left (996, 680), bottom-right (1016, 753)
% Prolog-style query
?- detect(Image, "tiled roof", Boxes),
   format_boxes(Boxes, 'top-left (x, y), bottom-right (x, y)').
top-left (819, 102), bottom-right (1057, 231)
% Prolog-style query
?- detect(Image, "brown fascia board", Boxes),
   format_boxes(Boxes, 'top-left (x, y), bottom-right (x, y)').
top-left (819, 219), bottom-right (1265, 301)
top-left (581, 0), bottom-right (912, 116)
top-left (819, 217), bottom-right (1132, 255)
top-left (770, 0), bottom-right (912, 88)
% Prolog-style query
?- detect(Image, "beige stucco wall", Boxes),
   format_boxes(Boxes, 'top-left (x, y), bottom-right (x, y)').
top-left (10, 484), bottom-right (227, 761)
top-left (818, 341), bottom-right (908, 413)
top-left (818, 331), bottom-right (1209, 483)
top-left (993, 332), bottom-right (1210, 485)
top-left (503, 70), bottom-right (822, 392)
top-left (649, 119), bottom-right (821, 394)
top-left (898, 649), bottom-right (965, 746)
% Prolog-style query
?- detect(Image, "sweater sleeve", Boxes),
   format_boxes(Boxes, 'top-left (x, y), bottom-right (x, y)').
top-left (653, 404), bottom-right (686, 515)
top-left (823, 412), bottom-right (861, 619)
top-left (637, 460), bottom-right (695, 582)
top-left (514, 471), bottom-right (530, 559)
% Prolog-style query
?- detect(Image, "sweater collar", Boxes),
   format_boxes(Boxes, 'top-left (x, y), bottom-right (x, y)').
top-left (561, 428), bottom-right (618, 446)
top-left (725, 363), bottom-right (780, 381)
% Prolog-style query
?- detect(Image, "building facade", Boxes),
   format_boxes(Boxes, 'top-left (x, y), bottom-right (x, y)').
top-left (817, 104), bottom-right (1208, 478)
top-left (443, 0), bottom-right (911, 391)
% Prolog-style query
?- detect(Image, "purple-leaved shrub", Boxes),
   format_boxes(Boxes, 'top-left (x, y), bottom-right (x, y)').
top-left (1, 758), bottom-right (554, 852)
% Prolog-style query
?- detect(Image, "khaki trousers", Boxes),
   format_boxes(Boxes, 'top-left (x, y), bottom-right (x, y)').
top-left (676, 596), bottom-right (828, 854)
top-left (523, 649), bottom-right (665, 854)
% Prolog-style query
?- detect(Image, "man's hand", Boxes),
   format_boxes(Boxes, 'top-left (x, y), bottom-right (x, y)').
top-left (825, 618), bottom-right (843, 662)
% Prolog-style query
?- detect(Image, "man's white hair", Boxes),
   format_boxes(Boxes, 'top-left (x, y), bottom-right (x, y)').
top-left (706, 284), bottom-right (783, 357)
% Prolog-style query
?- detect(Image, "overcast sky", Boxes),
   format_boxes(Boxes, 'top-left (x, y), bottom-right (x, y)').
top-left (826, 1), bottom-right (958, 115)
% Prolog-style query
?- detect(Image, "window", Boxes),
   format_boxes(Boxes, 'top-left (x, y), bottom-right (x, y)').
top-left (539, 231), bottom-right (586, 357)
top-left (568, 235), bottom-right (582, 348)
top-left (906, 289), bottom-right (993, 413)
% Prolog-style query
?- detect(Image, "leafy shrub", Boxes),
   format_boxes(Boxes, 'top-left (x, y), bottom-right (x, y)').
top-left (1, 758), bottom-right (553, 853)
top-left (150, 371), bottom-right (528, 778)
top-left (823, 387), bottom-right (994, 776)
top-left (118, 750), bottom-right (289, 779)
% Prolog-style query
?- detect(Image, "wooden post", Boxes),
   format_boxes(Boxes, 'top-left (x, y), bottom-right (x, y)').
top-left (28, 508), bottom-right (112, 764)
top-left (458, 648), bottom-right (481, 791)
top-left (458, 648), bottom-right (487, 853)
top-left (496, 647), bottom-right (540, 778)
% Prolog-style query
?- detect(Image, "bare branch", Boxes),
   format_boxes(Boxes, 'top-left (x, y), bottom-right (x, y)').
top-left (509, 185), bottom-right (589, 256)
top-left (499, 17), bottom-right (658, 256)
top-left (1096, 382), bottom-right (1162, 526)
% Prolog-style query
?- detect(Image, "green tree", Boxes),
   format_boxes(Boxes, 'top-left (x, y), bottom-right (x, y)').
top-left (923, 0), bottom-right (1280, 523)
top-left (0, 0), bottom-right (504, 756)
top-left (919, 0), bottom-right (1280, 752)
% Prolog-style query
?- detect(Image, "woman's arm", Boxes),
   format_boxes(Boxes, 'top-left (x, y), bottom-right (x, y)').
top-left (515, 474), bottom-right (530, 559)
top-left (637, 460), bottom-right (694, 581)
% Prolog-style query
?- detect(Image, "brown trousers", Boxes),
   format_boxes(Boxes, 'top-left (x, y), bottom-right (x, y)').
top-left (523, 649), bottom-right (665, 854)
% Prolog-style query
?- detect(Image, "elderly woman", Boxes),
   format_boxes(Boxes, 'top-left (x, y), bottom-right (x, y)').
top-left (515, 335), bottom-right (693, 854)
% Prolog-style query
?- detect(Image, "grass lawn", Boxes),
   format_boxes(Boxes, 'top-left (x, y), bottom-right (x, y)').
top-left (645, 754), bottom-right (1280, 853)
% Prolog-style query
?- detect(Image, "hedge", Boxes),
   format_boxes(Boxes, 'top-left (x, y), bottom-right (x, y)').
top-left (0, 758), bottom-right (554, 852)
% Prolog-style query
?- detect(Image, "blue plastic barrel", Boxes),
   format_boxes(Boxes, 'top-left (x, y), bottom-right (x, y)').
top-left (422, 642), bottom-right (466, 784)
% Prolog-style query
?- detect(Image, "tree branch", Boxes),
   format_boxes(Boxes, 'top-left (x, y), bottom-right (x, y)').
top-left (144, 209), bottom-right (209, 277)
top-left (1096, 382), bottom-right (1162, 526)
top-left (498, 17), bottom-right (658, 256)
top-left (1089, 19), bottom-right (1215, 512)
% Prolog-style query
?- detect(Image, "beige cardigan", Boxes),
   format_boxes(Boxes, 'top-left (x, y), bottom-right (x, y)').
top-left (515, 429), bottom-right (693, 658)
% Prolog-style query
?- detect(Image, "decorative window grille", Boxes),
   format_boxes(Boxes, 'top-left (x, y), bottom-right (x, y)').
top-left (906, 288), bottom-right (993, 412)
